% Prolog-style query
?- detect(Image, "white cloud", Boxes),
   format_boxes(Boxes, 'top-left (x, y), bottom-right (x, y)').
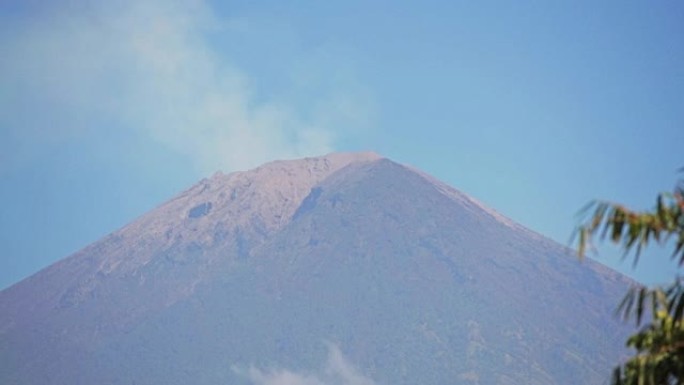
top-left (0, 0), bottom-right (371, 173)
top-left (235, 343), bottom-right (377, 385)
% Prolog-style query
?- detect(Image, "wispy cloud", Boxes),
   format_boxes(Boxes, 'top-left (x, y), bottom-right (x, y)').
top-left (235, 343), bottom-right (377, 385)
top-left (0, 0), bottom-right (371, 173)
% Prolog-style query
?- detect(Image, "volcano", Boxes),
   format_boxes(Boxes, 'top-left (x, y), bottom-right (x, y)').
top-left (0, 152), bottom-right (631, 384)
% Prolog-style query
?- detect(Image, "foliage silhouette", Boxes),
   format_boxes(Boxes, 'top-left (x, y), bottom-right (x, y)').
top-left (576, 171), bottom-right (684, 384)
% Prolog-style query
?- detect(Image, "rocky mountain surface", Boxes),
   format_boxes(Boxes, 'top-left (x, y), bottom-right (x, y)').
top-left (0, 152), bottom-right (632, 384)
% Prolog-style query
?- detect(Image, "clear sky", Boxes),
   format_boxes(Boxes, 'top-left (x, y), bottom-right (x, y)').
top-left (1, 0), bottom-right (682, 290)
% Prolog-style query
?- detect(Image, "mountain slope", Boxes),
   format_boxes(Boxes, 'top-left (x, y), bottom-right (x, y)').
top-left (0, 153), bottom-right (631, 384)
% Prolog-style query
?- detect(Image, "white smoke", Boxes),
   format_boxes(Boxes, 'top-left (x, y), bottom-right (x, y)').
top-left (235, 343), bottom-right (377, 385)
top-left (0, 0), bottom-right (372, 173)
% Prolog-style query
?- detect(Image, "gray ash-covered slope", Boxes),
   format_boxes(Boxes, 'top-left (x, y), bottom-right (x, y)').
top-left (0, 152), bottom-right (631, 384)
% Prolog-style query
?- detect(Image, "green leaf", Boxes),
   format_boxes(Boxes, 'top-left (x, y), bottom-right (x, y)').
top-left (636, 287), bottom-right (647, 325)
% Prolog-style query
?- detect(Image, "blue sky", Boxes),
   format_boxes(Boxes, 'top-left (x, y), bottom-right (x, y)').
top-left (0, 0), bottom-right (682, 290)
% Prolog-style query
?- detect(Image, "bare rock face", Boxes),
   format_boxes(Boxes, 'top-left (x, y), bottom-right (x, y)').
top-left (0, 152), bottom-right (631, 385)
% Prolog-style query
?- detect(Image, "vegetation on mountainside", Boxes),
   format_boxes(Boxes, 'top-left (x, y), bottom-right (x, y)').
top-left (576, 171), bottom-right (684, 384)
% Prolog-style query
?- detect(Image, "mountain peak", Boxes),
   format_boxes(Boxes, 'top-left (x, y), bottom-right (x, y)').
top-left (210, 151), bottom-right (383, 180)
top-left (197, 151), bottom-right (384, 231)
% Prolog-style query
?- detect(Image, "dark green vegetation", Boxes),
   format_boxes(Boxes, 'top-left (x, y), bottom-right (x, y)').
top-left (577, 172), bottom-right (684, 384)
top-left (1, 153), bottom-right (633, 384)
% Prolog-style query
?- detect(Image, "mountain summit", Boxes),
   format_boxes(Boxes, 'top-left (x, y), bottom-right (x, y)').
top-left (1, 152), bottom-right (631, 384)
